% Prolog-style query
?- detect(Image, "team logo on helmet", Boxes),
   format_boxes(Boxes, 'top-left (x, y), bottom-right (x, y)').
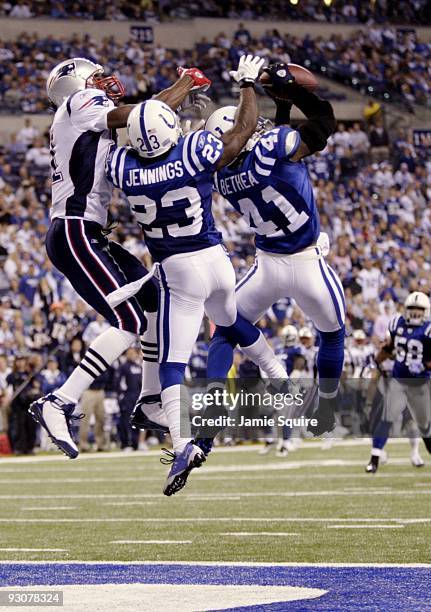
top-left (56, 62), bottom-right (76, 78)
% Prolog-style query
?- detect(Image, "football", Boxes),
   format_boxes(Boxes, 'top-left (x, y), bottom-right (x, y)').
top-left (259, 63), bottom-right (318, 97)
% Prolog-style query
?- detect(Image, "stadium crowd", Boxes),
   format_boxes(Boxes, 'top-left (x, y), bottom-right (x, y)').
top-left (1, 26), bottom-right (429, 116)
top-left (0, 105), bottom-right (430, 453)
top-left (1, 0), bottom-right (430, 24)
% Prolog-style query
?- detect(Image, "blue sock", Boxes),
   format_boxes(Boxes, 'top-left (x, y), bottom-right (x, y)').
top-left (373, 420), bottom-right (391, 450)
top-left (317, 326), bottom-right (345, 397)
top-left (159, 362), bottom-right (186, 390)
top-left (207, 313), bottom-right (260, 380)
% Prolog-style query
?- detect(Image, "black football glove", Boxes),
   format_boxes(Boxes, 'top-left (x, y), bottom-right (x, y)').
top-left (261, 62), bottom-right (296, 99)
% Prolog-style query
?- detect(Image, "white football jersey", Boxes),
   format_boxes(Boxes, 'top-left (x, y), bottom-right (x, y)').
top-left (49, 88), bottom-right (115, 226)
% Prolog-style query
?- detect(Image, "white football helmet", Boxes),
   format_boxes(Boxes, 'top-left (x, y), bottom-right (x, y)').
top-left (281, 324), bottom-right (299, 347)
top-left (205, 105), bottom-right (272, 153)
top-left (353, 329), bottom-right (366, 343)
top-left (46, 57), bottom-right (125, 108)
top-left (404, 292), bottom-right (430, 326)
top-left (127, 100), bottom-right (182, 159)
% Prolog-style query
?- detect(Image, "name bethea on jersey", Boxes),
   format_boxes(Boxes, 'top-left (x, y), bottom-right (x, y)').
top-left (218, 171), bottom-right (259, 196)
top-left (125, 160), bottom-right (184, 187)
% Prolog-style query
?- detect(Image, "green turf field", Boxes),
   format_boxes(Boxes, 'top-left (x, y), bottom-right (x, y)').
top-left (0, 440), bottom-right (430, 564)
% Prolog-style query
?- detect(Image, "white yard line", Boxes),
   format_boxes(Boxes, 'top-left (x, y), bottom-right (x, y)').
top-left (20, 506), bottom-right (77, 511)
top-left (221, 532), bottom-right (300, 537)
top-left (0, 438), bottom-right (410, 465)
top-left (109, 540), bottom-right (192, 545)
top-left (0, 548), bottom-right (67, 552)
top-left (326, 525), bottom-right (405, 529)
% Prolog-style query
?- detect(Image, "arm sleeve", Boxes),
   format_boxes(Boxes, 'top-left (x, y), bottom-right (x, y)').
top-left (187, 129), bottom-right (224, 173)
top-left (287, 85), bottom-right (336, 153)
top-left (67, 88), bottom-right (114, 133)
top-left (105, 145), bottom-right (129, 188)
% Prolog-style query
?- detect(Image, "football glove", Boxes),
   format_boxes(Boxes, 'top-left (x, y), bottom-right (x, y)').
top-left (261, 62), bottom-right (296, 99)
top-left (181, 118), bottom-right (205, 135)
top-left (181, 92), bottom-right (211, 111)
top-left (229, 54), bottom-right (266, 86)
top-left (177, 66), bottom-right (211, 91)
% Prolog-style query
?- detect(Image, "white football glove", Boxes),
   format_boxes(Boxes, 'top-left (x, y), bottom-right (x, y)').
top-left (229, 54), bottom-right (266, 85)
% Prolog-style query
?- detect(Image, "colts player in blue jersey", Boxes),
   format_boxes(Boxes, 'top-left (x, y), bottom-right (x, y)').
top-left (205, 63), bottom-right (345, 436)
top-left (106, 56), bottom-right (291, 495)
top-left (366, 292), bottom-right (431, 473)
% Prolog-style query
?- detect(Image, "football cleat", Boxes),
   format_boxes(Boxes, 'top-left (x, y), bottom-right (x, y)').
top-left (161, 442), bottom-right (206, 496)
top-left (365, 455), bottom-right (379, 474)
top-left (130, 394), bottom-right (168, 433)
top-left (258, 440), bottom-right (275, 455)
top-left (411, 453), bottom-right (425, 468)
top-left (276, 443), bottom-right (289, 458)
top-left (308, 396), bottom-right (336, 437)
top-left (193, 438), bottom-right (214, 456)
top-left (422, 437), bottom-right (431, 454)
top-left (29, 394), bottom-right (80, 459)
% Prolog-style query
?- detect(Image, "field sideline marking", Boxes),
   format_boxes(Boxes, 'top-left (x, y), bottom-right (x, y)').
top-left (0, 560), bottom-right (429, 567)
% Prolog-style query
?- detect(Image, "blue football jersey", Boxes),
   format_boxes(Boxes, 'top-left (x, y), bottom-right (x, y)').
top-left (106, 130), bottom-right (224, 261)
top-left (213, 127), bottom-right (320, 254)
top-left (389, 315), bottom-right (431, 378)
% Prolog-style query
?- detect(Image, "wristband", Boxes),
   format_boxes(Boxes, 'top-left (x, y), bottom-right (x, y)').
top-left (239, 81), bottom-right (255, 89)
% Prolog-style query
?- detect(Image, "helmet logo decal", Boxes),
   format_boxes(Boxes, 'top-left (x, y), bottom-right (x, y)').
top-left (158, 110), bottom-right (176, 129)
top-left (56, 62), bottom-right (76, 79)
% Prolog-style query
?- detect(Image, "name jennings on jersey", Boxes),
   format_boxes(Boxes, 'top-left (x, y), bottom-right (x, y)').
top-left (49, 88), bottom-right (115, 227)
top-left (389, 315), bottom-right (431, 379)
top-left (106, 130), bottom-right (224, 262)
top-left (214, 126), bottom-right (320, 255)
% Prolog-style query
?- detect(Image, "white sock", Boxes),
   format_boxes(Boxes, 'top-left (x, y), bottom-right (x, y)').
top-left (161, 384), bottom-right (191, 453)
top-left (139, 311), bottom-right (161, 398)
top-left (409, 437), bottom-right (420, 454)
top-left (56, 327), bottom-right (136, 404)
top-left (241, 333), bottom-right (287, 379)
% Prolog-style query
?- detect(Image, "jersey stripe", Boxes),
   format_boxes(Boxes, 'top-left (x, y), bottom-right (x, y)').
top-left (182, 134), bottom-right (196, 176)
top-left (254, 161), bottom-right (272, 176)
top-left (117, 148), bottom-right (127, 187)
top-left (190, 131), bottom-right (205, 172)
top-left (109, 147), bottom-right (121, 187)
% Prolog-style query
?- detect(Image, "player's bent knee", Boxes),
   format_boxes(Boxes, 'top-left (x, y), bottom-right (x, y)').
top-left (159, 362), bottom-right (187, 390)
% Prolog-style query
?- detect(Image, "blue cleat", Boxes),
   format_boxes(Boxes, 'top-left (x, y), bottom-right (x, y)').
top-left (29, 394), bottom-right (81, 459)
top-left (193, 438), bottom-right (214, 456)
top-left (130, 394), bottom-right (169, 433)
top-left (161, 442), bottom-right (206, 496)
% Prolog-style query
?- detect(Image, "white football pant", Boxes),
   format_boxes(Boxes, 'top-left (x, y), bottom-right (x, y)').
top-left (158, 244), bottom-right (237, 364)
top-left (236, 245), bottom-right (345, 333)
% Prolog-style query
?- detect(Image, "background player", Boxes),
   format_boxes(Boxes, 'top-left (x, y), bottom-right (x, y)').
top-left (29, 57), bottom-right (209, 459)
top-left (205, 62), bottom-right (345, 436)
top-left (365, 291), bottom-right (431, 473)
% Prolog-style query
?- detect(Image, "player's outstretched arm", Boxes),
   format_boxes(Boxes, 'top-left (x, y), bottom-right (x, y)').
top-left (215, 55), bottom-right (263, 169)
top-left (106, 69), bottom-right (210, 129)
top-left (262, 62), bottom-right (336, 161)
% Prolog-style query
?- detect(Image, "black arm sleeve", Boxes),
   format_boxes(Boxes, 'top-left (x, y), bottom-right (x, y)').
top-left (283, 84), bottom-right (336, 154)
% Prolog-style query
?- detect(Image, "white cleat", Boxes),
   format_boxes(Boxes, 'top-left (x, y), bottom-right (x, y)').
top-left (258, 440), bottom-right (275, 455)
top-left (29, 394), bottom-right (80, 459)
top-left (411, 453), bottom-right (425, 468)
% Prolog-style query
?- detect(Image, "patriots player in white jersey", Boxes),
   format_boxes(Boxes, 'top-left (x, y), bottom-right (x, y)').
top-left (29, 57), bottom-right (210, 459)
top-left (106, 56), bottom-right (292, 495)
top-left (205, 63), bottom-right (345, 436)
top-left (365, 292), bottom-right (431, 473)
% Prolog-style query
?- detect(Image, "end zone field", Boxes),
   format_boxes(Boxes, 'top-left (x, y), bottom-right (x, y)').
top-left (0, 440), bottom-right (430, 610)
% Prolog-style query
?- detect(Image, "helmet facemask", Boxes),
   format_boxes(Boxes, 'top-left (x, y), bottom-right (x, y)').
top-left (405, 307), bottom-right (427, 326)
top-left (89, 71), bottom-right (125, 102)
